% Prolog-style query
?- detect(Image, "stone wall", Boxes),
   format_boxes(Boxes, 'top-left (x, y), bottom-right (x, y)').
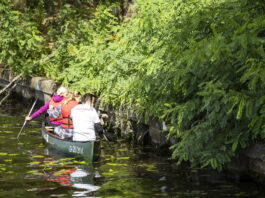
top-left (0, 70), bottom-right (56, 103)
top-left (224, 143), bottom-right (265, 183)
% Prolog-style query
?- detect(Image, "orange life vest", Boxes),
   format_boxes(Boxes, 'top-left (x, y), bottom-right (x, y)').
top-left (61, 100), bottom-right (79, 129)
top-left (49, 98), bottom-right (65, 122)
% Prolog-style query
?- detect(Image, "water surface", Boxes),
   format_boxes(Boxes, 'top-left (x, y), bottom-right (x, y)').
top-left (0, 99), bottom-right (264, 198)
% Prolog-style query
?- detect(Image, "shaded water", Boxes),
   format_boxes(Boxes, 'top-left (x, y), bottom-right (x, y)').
top-left (0, 98), bottom-right (265, 198)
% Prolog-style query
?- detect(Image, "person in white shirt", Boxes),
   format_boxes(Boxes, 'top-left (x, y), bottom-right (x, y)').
top-left (71, 94), bottom-right (102, 141)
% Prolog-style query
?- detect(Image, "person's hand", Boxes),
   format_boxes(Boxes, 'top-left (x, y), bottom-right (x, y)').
top-left (101, 114), bottom-right (109, 119)
top-left (25, 116), bottom-right (32, 121)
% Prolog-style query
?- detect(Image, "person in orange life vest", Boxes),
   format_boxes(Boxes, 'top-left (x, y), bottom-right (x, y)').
top-left (25, 86), bottom-right (68, 126)
top-left (51, 91), bottom-right (80, 139)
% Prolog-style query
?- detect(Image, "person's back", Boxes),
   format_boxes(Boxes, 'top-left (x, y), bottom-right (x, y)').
top-left (48, 95), bottom-right (65, 125)
top-left (71, 94), bottom-right (101, 141)
top-left (61, 99), bottom-right (79, 129)
top-left (53, 92), bottom-right (79, 138)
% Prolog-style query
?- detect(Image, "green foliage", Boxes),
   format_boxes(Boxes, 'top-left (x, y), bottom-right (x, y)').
top-left (0, 0), bottom-right (46, 74)
top-left (1, 0), bottom-right (265, 170)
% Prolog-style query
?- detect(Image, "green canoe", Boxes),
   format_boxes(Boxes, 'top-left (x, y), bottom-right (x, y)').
top-left (42, 127), bottom-right (99, 162)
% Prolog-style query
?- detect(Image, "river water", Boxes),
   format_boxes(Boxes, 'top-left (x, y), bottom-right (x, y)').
top-left (0, 98), bottom-right (265, 198)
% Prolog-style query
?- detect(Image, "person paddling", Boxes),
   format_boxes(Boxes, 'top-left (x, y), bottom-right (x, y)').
top-left (25, 86), bottom-right (68, 126)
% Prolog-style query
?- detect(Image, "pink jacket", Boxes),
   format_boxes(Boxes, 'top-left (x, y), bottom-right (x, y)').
top-left (30, 95), bottom-right (64, 125)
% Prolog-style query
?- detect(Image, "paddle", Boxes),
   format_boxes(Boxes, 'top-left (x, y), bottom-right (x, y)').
top-left (17, 98), bottom-right (38, 140)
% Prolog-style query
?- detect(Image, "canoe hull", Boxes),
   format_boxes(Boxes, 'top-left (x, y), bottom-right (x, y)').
top-left (42, 128), bottom-right (96, 162)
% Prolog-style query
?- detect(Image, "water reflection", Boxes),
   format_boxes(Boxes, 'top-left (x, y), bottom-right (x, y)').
top-left (31, 147), bottom-right (101, 197)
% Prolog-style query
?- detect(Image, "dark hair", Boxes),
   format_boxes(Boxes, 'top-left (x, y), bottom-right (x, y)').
top-left (81, 93), bottom-right (97, 105)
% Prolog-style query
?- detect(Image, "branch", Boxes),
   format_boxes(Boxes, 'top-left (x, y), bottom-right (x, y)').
top-left (0, 52), bottom-right (56, 95)
top-left (0, 73), bottom-right (22, 95)
top-left (0, 81), bottom-right (19, 105)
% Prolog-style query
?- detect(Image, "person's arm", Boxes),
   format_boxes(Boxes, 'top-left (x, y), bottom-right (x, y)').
top-left (26, 100), bottom-right (49, 120)
top-left (94, 122), bottom-right (103, 134)
top-left (93, 109), bottom-right (103, 134)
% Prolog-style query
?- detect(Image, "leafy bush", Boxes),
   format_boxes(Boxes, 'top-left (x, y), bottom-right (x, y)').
top-left (0, 0), bottom-right (45, 74)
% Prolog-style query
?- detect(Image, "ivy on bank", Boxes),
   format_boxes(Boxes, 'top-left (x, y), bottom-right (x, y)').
top-left (1, 0), bottom-right (265, 170)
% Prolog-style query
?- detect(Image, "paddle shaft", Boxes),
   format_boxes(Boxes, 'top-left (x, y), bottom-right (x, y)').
top-left (17, 98), bottom-right (38, 140)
